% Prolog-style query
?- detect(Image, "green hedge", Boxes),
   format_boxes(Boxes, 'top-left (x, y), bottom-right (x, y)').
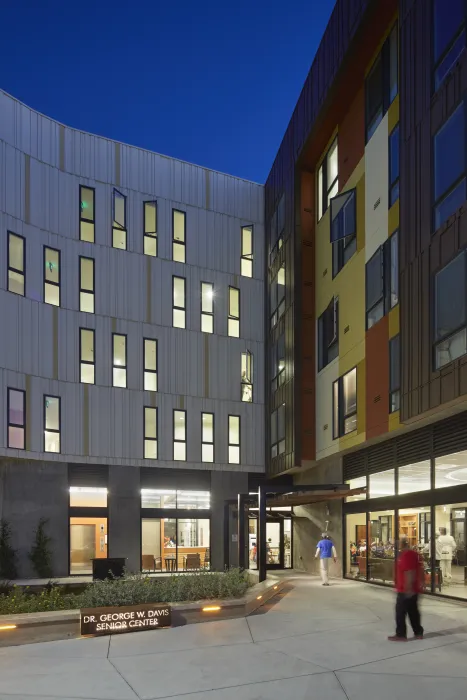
top-left (0, 569), bottom-right (250, 615)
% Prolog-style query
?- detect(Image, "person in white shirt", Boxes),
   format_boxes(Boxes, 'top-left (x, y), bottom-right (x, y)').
top-left (438, 527), bottom-right (457, 583)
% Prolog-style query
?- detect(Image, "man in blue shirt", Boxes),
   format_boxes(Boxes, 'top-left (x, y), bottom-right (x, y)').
top-left (315, 533), bottom-right (337, 586)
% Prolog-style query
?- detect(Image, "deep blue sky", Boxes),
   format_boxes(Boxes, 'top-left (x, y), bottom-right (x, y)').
top-left (0, 0), bottom-right (336, 183)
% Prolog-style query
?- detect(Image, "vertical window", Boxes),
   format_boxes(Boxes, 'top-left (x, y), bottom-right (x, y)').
top-left (7, 232), bottom-right (25, 296)
top-left (173, 276), bottom-right (186, 329)
top-left (112, 189), bottom-right (127, 250)
top-left (330, 189), bottom-right (357, 276)
top-left (390, 230), bottom-right (399, 308)
top-left (271, 334), bottom-right (285, 391)
top-left (7, 388), bottom-right (25, 449)
top-left (173, 410), bottom-right (186, 461)
top-left (201, 412), bottom-right (214, 462)
top-left (241, 225), bottom-right (253, 277)
top-left (389, 335), bottom-right (400, 412)
top-left (80, 186), bottom-right (95, 242)
top-left (433, 0), bottom-right (465, 90)
top-left (241, 351), bottom-right (253, 402)
top-left (434, 251), bottom-right (467, 368)
top-left (79, 256), bottom-right (95, 314)
top-left (80, 328), bottom-right (95, 384)
top-left (144, 339), bottom-right (157, 391)
top-left (144, 201), bottom-right (157, 257)
top-left (173, 209), bottom-right (186, 263)
top-left (228, 415), bottom-right (240, 464)
top-left (389, 124), bottom-right (400, 207)
top-left (270, 194), bottom-right (285, 264)
top-left (333, 368), bottom-right (357, 438)
top-left (228, 287), bottom-right (240, 337)
top-left (433, 102), bottom-right (466, 230)
top-left (271, 404), bottom-right (285, 458)
top-left (365, 23), bottom-right (398, 141)
top-left (201, 282), bottom-right (214, 333)
top-left (318, 137), bottom-right (338, 220)
top-left (43, 246), bottom-right (61, 306)
top-left (144, 407), bottom-right (158, 459)
top-left (44, 395), bottom-right (60, 453)
top-left (365, 232), bottom-right (399, 329)
top-left (318, 297), bottom-right (339, 370)
top-left (270, 264), bottom-right (286, 327)
top-left (112, 334), bottom-right (127, 388)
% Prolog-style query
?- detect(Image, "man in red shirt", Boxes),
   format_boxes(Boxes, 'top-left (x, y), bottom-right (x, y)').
top-left (388, 536), bottom-right (424, 641)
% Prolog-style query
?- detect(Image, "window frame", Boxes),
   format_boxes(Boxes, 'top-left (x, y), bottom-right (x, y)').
top-left (389, 334), bottom-right (401, 413)
top-left (241, 350), bottom-right (253, 402)
top-left (143, 338), bottom-right (158, 392)
top-left (173, 276), bottom-right (186, 329)
top-left (271, 334), bottom-right (286, 392)
top-left (112, 333), bottom-right (127, 388)
top-left (365, 22), bottom-right (399, 142)
top-left (270, 404), bottom-right (286, 458)
top-left (433, 0), bottom-right (466, 91)
top-left (241, 225), bottom-right (254, 277)
top-left (228, 286), bottom-right (240, 337)
top-left (112, 188), bottom-right (127, 250)
top-left (79, 256), bottom-right (95, 314)
top-left (228, 414), bottom-right (241, 465)
top-left (318, 297), bottom-right (339, 371)
top-left (332, 367), bottom-right (358, 439)
top-left (79, 185), bottom-right (95, 243)
top-left (318, 137), bottom-right (339, 221)
top-left (433, 249), bottom-right (467, 368)
top-left (7, 387), bottom-right (26, 450)
top-left (201, 282), bottom-right (214, 334)
top-left (201, 412), bottom-right (215, 463)
top-left (79, 327), bottom-right (96, 385)
top-left (43, 245), bottom-right (61, 307)
top-left (43, 394), bottom-right (61, 454)
top-left (143, 200), bottom-right (157, 257)
top-left (7, 231), bottom-right (25, 296)
top-left (172, 209), bottom-right (186, 263)
top-left (389, 123), bottom-right (400, 207)
top-left (173, 409), bottom-right (187, 462)
top-left (270, 263), bottom-right (286, 328)
top-left (144, 406), bottom-right (158, 460)
top-left (365, 232), bottom-right (399, 329)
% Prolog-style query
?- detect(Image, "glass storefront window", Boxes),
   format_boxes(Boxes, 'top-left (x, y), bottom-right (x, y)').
top-left (142, 517), bottom-right (210, 572)
top-left (141, 490), bottom-right (176, 509)
top-left (434, 502), bottom-right (467, 599)
top-left (398, 460), bottom-right (431, 495)
top-left (397, 506), bottom-right (432, 593)
top-left (368, 510), bottom-right (395, 585)
top-left (70, 517), bottom-right (107, 575)
top-left (345, 476), bottom-right (366, 502)
top-left (284, 519), bottom-right (292, 568)
top-left (369, 469), bottom-right (395, 498)
top-left (249, 518), bottom-right (258, 569)
top-left (177, 518), bottom-right (210, 569)
top-left (346, 513), bottom-right (367, 580)
top-left (69, 487), bottom-right (107, 508)
top-left (176, 491), bottom-right (210, 510)
top-left (435, 451), bottom-right (467, 489)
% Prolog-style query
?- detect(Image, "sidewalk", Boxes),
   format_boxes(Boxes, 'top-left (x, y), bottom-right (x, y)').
top-left (1, 575), bottom-right (467, 699)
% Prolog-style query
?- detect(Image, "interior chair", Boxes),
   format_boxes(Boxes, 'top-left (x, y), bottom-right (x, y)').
top-left (142, 554), bottom-right (155, 571)
top-left (185, 553), bottom-right (201, 570)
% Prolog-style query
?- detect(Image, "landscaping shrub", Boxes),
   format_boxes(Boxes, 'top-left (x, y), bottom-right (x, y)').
top-left (0, 569), bottom-right (250, 615)
top-left (0, 519), bottom-right (17, 580)
top-left (29, 518), bottom-right (54, 578)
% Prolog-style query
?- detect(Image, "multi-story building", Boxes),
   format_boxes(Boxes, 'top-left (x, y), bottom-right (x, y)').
top-left (0, 90), bottom-right (265, 576)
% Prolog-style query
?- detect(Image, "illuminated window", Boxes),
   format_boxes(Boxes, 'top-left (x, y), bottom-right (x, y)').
top-left (228, 287), bottom-right (240, 337)
top-left (144, 407), bottom-right (158, 459)
top-left (202, 412), bottom-right (214, 462)
top-left (80, 186), bottom-right (95, 242)
top-left (7, 232), bottom-right (25, 296)
top-left (318, 138), bottom-right (338, 220)
top-left (144, 339), bottom-right (157, 391)
top-left (241, 225), bottom-right (253, 277)
top-left (201, 282), bottom-right (214, 333)
top-left (43, 246), bottom-right (60, 306)
top-left (333, 368), bottom-right (357, 438)
top-left (271, 404), bottom-right (285, 458)
top-left (173, 276), bottom-right (186, 329)
top-left (173, 209), bottom-right (186, 263)
top-left (228, 415), bottom-right (240, 464)
top-left (270, 264), bottom-right (285, 327)
top-left (174, 410), bottom-right (186, 461)
top-left (80, 328), bottom-right (95, 385)
top-left (69, 487), bottom-right (108, 508)
top-left (112, 189), bottom-right (127, 250)
top-left (44, 395), bottom-right (60, 453)
top-left (79, 256), bottom-right (95, 313)
top-left (241, 351), bottom-right (253, 402)
top-left (144, 201), bottom-right (157, 256)
top-left (7, 388), bottom-right (25, 449)
top-left (112, 334), bottom-right (127, 388)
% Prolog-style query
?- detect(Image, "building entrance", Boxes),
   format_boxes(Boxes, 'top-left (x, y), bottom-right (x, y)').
top-left (247, 514), bottom-right (292, 570)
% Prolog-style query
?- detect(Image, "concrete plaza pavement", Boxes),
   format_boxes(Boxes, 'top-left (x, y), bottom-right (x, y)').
top-left (1, 575), bottom-right (467, 699)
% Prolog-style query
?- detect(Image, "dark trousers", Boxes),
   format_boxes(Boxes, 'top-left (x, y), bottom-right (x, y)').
top-left (395, 593), bottom-right (423, 638)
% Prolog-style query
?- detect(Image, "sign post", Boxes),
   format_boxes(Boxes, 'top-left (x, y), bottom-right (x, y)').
top-left (81, 603), bottom-right (172, 636)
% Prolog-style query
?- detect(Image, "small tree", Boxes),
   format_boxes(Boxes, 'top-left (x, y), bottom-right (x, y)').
top-left (0, 519), bottom-right (18, 580)
top-left (29, 518), bottom-right (53, 579)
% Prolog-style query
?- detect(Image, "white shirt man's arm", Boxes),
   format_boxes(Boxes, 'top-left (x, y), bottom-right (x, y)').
top-left (332, 546), bottom-right (337, 562)
top-left (315, 547), bottom-right (320, 559)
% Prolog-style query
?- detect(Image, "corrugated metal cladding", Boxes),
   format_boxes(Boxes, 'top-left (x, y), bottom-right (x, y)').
top-left (0, 90), bottom-right (265, 474)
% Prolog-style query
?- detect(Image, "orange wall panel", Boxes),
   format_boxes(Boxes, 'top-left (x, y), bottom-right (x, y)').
top-left (338, 87), bottom-right (365, 189)
top-left (366, 316), bottom-right (389, 439)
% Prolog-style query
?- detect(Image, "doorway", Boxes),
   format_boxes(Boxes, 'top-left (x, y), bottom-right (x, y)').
top-left (266, 518), bottom-right (292, 569)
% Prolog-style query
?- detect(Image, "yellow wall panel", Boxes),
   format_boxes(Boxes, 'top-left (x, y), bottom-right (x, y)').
top-left (388, 94), bottom-right (400, 134)
top-left (389, 305), bottom-right (400, 338)
top-left (388, 198), bottom-right (400, 235)
top-left (389, 410), bottom-right (401, 431)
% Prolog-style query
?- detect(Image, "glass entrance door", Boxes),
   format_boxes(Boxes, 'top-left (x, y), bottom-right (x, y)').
top-left (267, 521), bottom-right (281, 567)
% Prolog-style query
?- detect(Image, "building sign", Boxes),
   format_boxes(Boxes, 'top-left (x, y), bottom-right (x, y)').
top-left (81, 603), bottom-right (171, 636)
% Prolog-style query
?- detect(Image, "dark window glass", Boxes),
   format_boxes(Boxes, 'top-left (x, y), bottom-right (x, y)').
top-left (365, 24), bottom-right (398, 141)
top-left (389, 335), bottom-right (400, 413)
top-left (271, 404), bottom-right (286, 458)
top-left (389, 124), bottom-right (400, 207)
top-left (318, 297), bottom-right (339, 371)
top-left (434, 0), bottom-right (464, 61)
top-left (434, 102), bottom-right (466, 229)
top-left (434, 252), bottom-right (467, 368)
top-left (271, 334), bottom-right (286, 391)
top-left (330, 190), bottom-right (356, 243)
top-left (333, 368), bottom-right (357, 438)
top-left (435, 30), bottom-right (466, 89)
top-left (366, 249), bottom-right (384, 329)
top-left (366, 55), bottom-right (383, 140)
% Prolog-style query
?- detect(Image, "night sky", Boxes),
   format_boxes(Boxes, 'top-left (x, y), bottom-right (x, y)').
top-left (0, 0), bottom-right (336, 183)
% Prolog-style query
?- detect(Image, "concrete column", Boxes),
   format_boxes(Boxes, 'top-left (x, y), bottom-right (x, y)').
top-left (211, 471), bottom-right (248, 571)
top-left (0, 460), bottom-right (68, 578)
top-left (108, 466), bottom-right (141, 573)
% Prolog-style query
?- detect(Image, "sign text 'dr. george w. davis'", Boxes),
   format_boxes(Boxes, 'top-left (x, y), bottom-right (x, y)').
top-left (81, 603), bottom-right (172, 636)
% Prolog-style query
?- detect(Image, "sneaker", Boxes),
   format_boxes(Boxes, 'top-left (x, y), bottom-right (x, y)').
top-left (414, 634), bottom-right (424, 640)
top-left (322, 583), bottom-right (330, 586)
top-left (387, 635), bottom-right (407, 642)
